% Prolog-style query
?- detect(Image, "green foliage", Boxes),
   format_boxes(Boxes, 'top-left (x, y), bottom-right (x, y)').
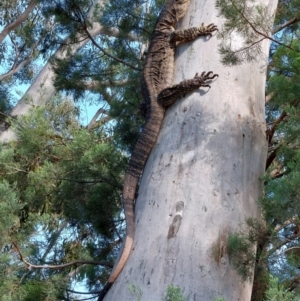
top-left (267, 41), bottom-right (300, 108)
top-left (264, 276), bottom-right (295, 301)
top-left (274, 1), bottom-right (300, 30)
top-left (260, 10), bottom-right (300, 292)
top-left (1, 0), bottom-right (167, 298)
top-left (252, 262), bottom-right (270, 301)
top-left (228, 232), bottom-right (256, 281)
top-left (0, 97), bottom-right (126, 298)
top-left (216, 0), bottom-right (276, 65)
top-left (51, 0), bottom-right (150, 151)
top-left (4, 98), bottom-right (126, 231)
top-left (163, 285), bottom-right (188, 301)
top-left (227, 218), bottom-right (268, 282)
top-left (0, 83), bottom-right (13, 122)
top-left (0, 1), bottom-right (57, 83)
top-left (0, 181), bottom-right (23, 246)
top-left (0, 0), bottom-right (167, 299)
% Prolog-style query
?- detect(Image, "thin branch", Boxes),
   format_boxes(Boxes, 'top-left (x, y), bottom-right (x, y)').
top-left (230, 0), bottom-right (299, 52)
top-left (265, 92), bottom-right (274, 104)
top-left (267, 111), bottom-right (288, 144)
top-left (88, 117), bottom-right (112, 130)
top-left (1, 165), bottom-right (28, 174)
top-left (85, 28), bottom-right (141, 71)
top-left (72, 295), bottom-right (96, 301)
top-left (41, 220), bottom-right (68, 262)
top-left (97, 87), bottom-right (116, 106)
top-left (2, 163), bottom-right (121, 188)
top-left (284, 246), bottom-right (300, 254)
top-left (70, 0), bottom-right (141, 71)
top-left (0, 34), bottom-right (44, 81)
top-left (82, 79), bottom-right (129, 89)
top-left (286, 275), bottom-right (300, 293)
top-left (0, 112), bottom-right (11, 119)
top-left (9, 34), bottom-right (20, 70)
top-left (0, 0), bottom-right (37, 44)
top-left (269, 161), bottom-right (284, 178)
top-left (230, 36), bottom-right (265, 56)
top-left (11, 241), bottom-right (113, 269)
top-left (65, 264), bottom-right (87, 279)
top-left (267, 233), bottom-right (299, 256)
top-left (274, 217), bottom-right (299, 232)
top-left (266, 149), bottom-right (277, 171)
top-left (66, 289), bottom-right (102, 295)
top-left (56, 177), bottom-right (114, 185)
top-left (87, 108), bottom-right (107, 130)
top-left (272, 17), bottom-right (300, 35)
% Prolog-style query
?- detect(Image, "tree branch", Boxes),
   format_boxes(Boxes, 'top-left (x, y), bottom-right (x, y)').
top-left (87, 108), bottom-right (107, 130)
top-left (11, 241), bottom-right (113, 269)
top-left (265, 92), bottom-right (273, 104)
top-left (68, 0), bottom-right (141, 71)
top-left (230, 0), bottom-right (298, 52)
top-left (82, 79), bottom-right (129, 89)
top-left (267, 111), bottom-right (288, 144)
top-left (0, 27), bottom-right (46, 81)
top-left (40, 220), bottom-right (68, 262)
top-left (85, 28), bottom-right (141, 71)
top-left (267, 233), bottom-right (299, 256)
top-left (265, 149), bottom-right (277, 171)
top-left (66, 288), bottom-right (102, 295)
top-left (0, 0), bottom-right (37, 44)
top-left (272, 17), bottom-right (300, 35)
top-left (284, 246), bottom-right (300, 254)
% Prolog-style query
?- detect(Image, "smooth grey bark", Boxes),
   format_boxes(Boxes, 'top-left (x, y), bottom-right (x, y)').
top-left (103, 0), bottom-right (278, 300)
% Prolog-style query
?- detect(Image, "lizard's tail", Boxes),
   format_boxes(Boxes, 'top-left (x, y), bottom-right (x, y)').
top-left (98, 114), bottom-right (163, 300)
top-left (108, 174), bottom-right (138, 284)
top-left (97, 175), bottom-right (136, 301)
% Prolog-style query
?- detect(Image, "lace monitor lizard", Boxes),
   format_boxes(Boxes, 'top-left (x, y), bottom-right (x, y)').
top-left (98, 0), bottom-right (217, 299)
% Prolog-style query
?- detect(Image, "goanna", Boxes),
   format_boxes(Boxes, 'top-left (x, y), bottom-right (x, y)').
top-left (98, 0), bottom-right (217, 299)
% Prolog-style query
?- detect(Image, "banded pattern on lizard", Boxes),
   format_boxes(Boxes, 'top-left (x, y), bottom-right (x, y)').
top-left (98, 0), bottom-right (217, 299)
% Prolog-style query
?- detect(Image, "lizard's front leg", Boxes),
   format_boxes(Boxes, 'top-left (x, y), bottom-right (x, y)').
top-left (171, 23), bottom-right (217, 43)
top-left (157, 71), bottom-right (218, 108)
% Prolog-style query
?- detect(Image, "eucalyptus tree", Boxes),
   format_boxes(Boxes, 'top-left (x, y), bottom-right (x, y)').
top-left (102, 0), bottom-right (278, 299)
top-left (1, 0), bottom-right (300, 300)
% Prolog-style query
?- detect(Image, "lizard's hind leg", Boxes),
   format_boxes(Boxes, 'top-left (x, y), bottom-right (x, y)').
top-left (157, 71), bottom-right (218, 108)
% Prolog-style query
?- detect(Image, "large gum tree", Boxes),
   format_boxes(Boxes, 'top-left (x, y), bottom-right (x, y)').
top-left (102, 0), bottom-right (278, 300)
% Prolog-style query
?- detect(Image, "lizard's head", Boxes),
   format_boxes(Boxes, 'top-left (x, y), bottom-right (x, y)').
top-left (174, 0), bottom-right (191, 20)
top-left (159, 0), bottom-right (191, 28)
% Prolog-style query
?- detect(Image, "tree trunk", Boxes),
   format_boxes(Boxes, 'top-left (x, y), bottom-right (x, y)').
top-left (104, 0), bottom-right (277, 300)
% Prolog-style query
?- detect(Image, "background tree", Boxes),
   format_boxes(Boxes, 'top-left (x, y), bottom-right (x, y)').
top-left (0, 0), bottom-right (158, 299)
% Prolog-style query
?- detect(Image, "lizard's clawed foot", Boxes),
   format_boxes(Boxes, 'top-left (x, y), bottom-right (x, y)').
top-left (198, 23), bottom-right (218, 37)
top-left (193, 71), bottom-right (218, 89)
